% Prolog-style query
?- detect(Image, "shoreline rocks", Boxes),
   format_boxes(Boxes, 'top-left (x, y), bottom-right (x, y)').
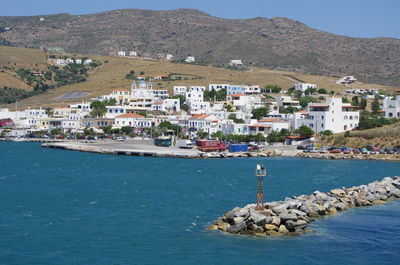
top-left (209, 176), bottom-right (400, 237)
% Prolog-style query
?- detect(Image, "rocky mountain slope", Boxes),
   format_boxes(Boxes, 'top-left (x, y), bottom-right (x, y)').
top-left (1, 9), bottom-right (399, 86)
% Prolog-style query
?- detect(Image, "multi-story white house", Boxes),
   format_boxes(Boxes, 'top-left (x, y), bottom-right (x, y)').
top-left (189, 86), bottom-right (206, 92)
top-left (173, 86), bottom-right (187, 96)
top-left (130, 81), bottom-right (155, 109)
top-left (188, 114), bottom-right (220, 135)
top-left (152, 99), bottom-right (181, 113)
top-left (227, 85), bottom-right (260, 96)
top-left (117, 51), bottom-right (126, 57)
top-left (295, 97), bottom-right (359, 133)
top-left (129, 51), bottom-right (137, 57)
top-left (114, 113), bottom-right (152, 128)
top-left (294, 83), bottom-right (317, 92)
top-left (382, 95), bottom-right (400, 118)
top-left (153, 90), bottom-right (169, 100)
top-left (274, 96), bottom-right (301, 109)
top-left (209, 84), bottom-right (230, 91)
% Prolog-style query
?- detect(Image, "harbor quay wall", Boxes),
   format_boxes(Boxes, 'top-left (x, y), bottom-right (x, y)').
top-left (209, 176), bottom-right (400, 237)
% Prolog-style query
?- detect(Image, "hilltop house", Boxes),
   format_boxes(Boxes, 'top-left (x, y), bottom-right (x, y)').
top-left (185, 56), bottom-right (195, 63)
top-left (294, 83), bottom-right (317, 92)
top-left (229, 60), bottom-right (243, 67)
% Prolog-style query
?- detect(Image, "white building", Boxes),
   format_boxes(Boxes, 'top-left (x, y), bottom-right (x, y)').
top-left (188, 114), bottom-right (220, 135)
top-left (129, 51), bottom-right (137, 57)
top-left (337, 76), bottom-right (357, 85)
top-left (130, 81), bottom-right (155, 109)
top-left (55, 59), bottom-right (65, 66)
top-left (227, 85), bottom-right (260, 96)
top-left (153, 90), bottom-right (169, 100)
top-left (173, 86), bottom-right (187, 96)
top-left (295, 97), bottom-right (359, 133)
top-left (117, 51), bottom-right (126, 57)
top-left (294, 83), bottom-right (317, 92)
top-left (185, 56), bottom-right (195, 63)
top-left (274, 96), bottom-right (301, 109)
top-left (189, 86), bottom-right (206, 92)
top-left (209, 84), bottom-right (230, 91)
top-left (83, 59), bottom-right (92, 65)
top-left (382, 95), bottom-right (400, 119)
top-left (229, 60), bottom-right (243, 67)
top-left (166, 54), bottom-right (174, 61)
top-left (114, 113), bottom-right (152, 128)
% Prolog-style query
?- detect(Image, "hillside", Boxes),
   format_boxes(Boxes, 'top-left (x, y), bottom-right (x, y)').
top-left (1, 46), bottom-right (399, 109)
top-left (0, 9), bottom-right (399, 86)
top-left (319, 123), bottom-right (400, 148)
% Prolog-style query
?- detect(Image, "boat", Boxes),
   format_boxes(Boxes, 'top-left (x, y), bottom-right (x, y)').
top-left (7, 137), bottom-right (26, 142)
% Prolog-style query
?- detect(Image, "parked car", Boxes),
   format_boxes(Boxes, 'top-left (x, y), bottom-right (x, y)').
top-left (319, 148), bottom-right (328, 153)
top-left (297, 145), bottom-right (307, 150)
top-left (360, 148), bottom-right (368, 154)
top-left (329, 149), bottom-right (342, 154)
top-left (353, 149), bottom-right (361, 154)
top-left (342, 148), bottom-right (352, 154)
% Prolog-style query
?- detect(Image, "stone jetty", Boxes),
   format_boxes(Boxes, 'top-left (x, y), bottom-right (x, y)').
top-left (209, 176), bottom-right (400, 236)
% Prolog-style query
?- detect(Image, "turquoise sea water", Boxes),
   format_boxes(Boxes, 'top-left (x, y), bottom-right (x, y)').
top-left (0, 142), bottom-right (399, 265)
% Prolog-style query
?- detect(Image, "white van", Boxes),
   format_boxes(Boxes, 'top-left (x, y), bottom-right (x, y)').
top-left (177, 139), bottom-right (193, 149)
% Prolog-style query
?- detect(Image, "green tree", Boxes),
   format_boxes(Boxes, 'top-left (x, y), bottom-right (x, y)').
top-left (89, 99), bottom-right (117, 118)
top-left (360, 98), bottom-right (367, 110)
top-left (342, 97), bottom-right (350, 103)
top-left (352, 96), bottom-right (359, 106)
top-left (304, 87), bottom-right (317, 95)
top-left (318, 88), bottom-right (328, 94)
top-left (299, 96), bottom-right (318, 108)
top-left (103, 125), bottom-right (113, 134)
top-left (321, 130), bottom-right (333, 136)
top-left (295, 125), bottom-right (314, 136)
top-left (263, 85), bottom-right (282, 93)
top-left (280, 106), bottom-right (298, 114)
top-left (251, 107), bottom-right (269, 120)
top-left (121, 126), bottom-right (133, 135)
top-left (371, 96), bottom-right (380, 113)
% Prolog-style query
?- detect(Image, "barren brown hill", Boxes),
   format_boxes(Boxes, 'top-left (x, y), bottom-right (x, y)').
top-left (1, 9), bottom-right (399, 86)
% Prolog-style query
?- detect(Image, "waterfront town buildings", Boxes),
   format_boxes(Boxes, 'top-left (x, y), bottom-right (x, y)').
top-left (1, 78), bottom-right (364, 140)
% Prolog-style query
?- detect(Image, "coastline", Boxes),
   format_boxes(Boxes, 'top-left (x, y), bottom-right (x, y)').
top-left (39, 140), bottom-right (299, 159)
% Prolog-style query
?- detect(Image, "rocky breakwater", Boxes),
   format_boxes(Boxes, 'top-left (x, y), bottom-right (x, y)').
top-left (209, 176), bottom-right (400, 236)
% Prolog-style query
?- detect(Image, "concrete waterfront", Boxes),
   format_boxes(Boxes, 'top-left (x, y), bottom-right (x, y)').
top-left (41, 139), bottom-right (299, 159)
top-left (209, 177), bottom-right (400, 236)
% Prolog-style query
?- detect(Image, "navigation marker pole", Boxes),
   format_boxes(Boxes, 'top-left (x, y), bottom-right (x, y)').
top-left (255, 163), bottom-right (266, 211)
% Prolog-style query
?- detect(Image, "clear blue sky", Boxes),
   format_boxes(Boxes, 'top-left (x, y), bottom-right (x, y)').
top-left (2, 0), bottom-right (399, 39)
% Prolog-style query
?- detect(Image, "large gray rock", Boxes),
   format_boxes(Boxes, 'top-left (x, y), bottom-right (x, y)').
top-left (279, 211), bottom-right (298, 222)
top-left (224, 207), bottom-right (241, 221)
top-left (272, 203), bottom-right (289, 214)
top-left (226, 221), bottom-right (246, 234)
top-left (234, 207), bottom-right (249, 218)
top-left (392, 179), bottom-right (400, 189)
top-left (334, 202), bottom-right (347, 211)
top-left (314, 191), bottom-right (330, 202)
top-left (285, 220), bottom-right (308, 231)
top-left (250, 209), bottom-right (267, 225)
top-left (233, 216), bottom-right (244, 225)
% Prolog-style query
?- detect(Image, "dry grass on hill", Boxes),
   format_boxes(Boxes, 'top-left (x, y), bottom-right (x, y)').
top-left (0, 72), bottom-right (33, 91)
top-left (0, 46), bottom-right (47, 70)
top-left (319, 123), bottom-right (400, 148)
top-left (1, 46), bottom-right (399, 109)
